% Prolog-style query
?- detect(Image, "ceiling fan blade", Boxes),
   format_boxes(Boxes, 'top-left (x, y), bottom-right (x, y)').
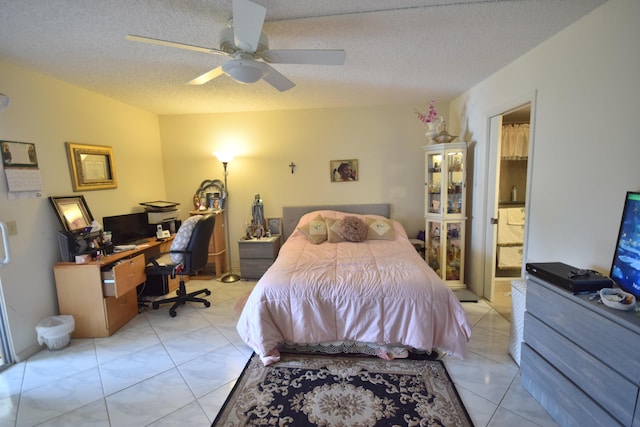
top-left (187, 66), bottom-right (225, 85)
top-left (262, 49), bottom-right (346, 65)
top-left (232, 0), bottom-right (266, 52)
top-left (125, 34), bottom-right (229, 56)
top-left (262, 63), bottom-right (295, 92)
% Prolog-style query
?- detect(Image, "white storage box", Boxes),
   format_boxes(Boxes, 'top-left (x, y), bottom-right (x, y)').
top-left (509, 279), bottom-right (527, 365)
top-left (36, 315), bottom-right (75, 350)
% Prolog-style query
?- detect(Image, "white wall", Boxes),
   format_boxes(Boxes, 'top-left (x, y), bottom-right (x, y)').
top-left (449, 0), bottom-right (640, 294)
top-left (0, 60), bottom-right (165, 360)
top-left (158, 106), bottom-right (435, 268)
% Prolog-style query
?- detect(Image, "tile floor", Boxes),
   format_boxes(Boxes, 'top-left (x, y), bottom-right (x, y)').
top-left (0, 279), bottom-right (558, 427)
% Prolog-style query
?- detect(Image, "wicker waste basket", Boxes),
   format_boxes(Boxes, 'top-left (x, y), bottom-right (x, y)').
top-left (36, 315), bottom-right (75, 350)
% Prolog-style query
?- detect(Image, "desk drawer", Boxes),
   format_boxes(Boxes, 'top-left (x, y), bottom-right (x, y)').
top-left (104, 289), bottom-right (138, 333)
top-left (102, 254), bottom-right (146, 298)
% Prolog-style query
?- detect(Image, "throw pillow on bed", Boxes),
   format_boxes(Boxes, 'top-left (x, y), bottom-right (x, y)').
top-left (297, 214), bottom-right (327, 244)
top-left (365, 217), bottom-right (395, 240)
top-left (325, 218), bottom-right (346, 243)
top-left (338, 216), bottom-right (368, 242)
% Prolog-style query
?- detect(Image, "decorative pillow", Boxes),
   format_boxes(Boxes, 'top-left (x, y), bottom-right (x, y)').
top-left (365, 217), bottom-right (396, 240)
top-left (338, 216), bottom-right (368, 242)
top-left (170, 215), bottom-right (202, 263)
top-left (325, 218), bottom-right (346, 243)
top-left (297, 214), bottom-right (327, 244)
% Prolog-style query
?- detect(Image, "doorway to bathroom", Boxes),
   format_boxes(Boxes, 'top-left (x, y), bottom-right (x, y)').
top-left (483, 101), bottom-right (533, 313)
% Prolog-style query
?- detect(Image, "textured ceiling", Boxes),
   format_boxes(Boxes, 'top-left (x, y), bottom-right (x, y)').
top-left (0, 0), bottom-right (606, 115)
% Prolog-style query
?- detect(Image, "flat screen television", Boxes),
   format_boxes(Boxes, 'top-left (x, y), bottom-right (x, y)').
top-left (610, 191), bottom-right (640, 299)
top-left (102, 212), bottom-right (151, 246)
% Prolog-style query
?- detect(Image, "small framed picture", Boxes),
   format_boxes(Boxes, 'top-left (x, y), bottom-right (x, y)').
top-left (330, 159), bottom-right (358, 182)
top-left (267, 217), bottom-right (282, 235)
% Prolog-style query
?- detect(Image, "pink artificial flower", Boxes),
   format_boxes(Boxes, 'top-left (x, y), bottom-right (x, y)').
top-left (415, 100), bottom-right (438, 123)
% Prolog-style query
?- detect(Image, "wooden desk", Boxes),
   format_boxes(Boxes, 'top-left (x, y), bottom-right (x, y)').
top-left (53, 237), bottom-right (174, 338)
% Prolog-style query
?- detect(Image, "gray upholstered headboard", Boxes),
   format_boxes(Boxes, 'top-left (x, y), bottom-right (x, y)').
top-left (282, 203), bottom-right (391, 240)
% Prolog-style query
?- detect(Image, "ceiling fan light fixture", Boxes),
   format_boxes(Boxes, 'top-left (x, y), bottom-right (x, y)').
top-left (222, 58), bottom-right (266, 84)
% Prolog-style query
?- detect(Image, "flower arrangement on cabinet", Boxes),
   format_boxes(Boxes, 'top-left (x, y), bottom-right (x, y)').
top-left (415, 100), bottom-right (438, 124)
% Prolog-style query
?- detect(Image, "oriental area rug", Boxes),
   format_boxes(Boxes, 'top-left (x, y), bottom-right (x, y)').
top-left (212, 352), bottom-right (473, 427)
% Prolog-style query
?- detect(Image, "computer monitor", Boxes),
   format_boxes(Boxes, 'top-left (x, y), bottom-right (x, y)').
top-left (102, 212), bottom-right (151, 245)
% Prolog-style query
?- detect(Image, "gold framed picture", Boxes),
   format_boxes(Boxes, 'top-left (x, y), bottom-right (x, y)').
top-left (65, 142), bottom-right (117, 191)
top-left (330, 159), bottom-right (358, 182)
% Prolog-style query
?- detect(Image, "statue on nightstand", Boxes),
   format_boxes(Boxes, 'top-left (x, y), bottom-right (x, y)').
top-left (251, 193), bottom-right (265, 238)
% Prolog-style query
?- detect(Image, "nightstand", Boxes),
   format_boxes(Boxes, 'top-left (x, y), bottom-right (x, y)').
top-left (238, 235), bottom-right (281, 279)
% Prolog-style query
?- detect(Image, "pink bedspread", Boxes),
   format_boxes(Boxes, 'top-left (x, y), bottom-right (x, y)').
top-left (236, 211), bottom-right (471, 366)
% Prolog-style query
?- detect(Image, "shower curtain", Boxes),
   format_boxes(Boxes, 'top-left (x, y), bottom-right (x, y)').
top-left (501, 124), bottom-right (529, 160)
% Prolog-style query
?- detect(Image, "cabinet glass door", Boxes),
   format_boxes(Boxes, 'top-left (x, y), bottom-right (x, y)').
top-left (426, 220), bottom-right (442, 276)
top-left (426, 153), bottom-right (442, 214)
top-left (445, 221), bottom-right (463, 281)
top-left (446, 150), bottom-right (464, 214)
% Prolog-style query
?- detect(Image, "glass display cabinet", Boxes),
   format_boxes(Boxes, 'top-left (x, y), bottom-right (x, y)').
top-left (424, 142), bottom-right (467, 287)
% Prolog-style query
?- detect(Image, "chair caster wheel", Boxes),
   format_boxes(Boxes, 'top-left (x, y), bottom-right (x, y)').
top-left (205, 290), bottom-right (211, 296)
top-left (204, 301), bottom-right (211, 308)
top-left (170, 311), bottom-right (177, 317)
top-left (152, 302), bottom-right (159, 310)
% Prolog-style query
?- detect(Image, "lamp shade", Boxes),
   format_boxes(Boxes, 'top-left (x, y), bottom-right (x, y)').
top-left (214, 151), bottom-right (235, 164)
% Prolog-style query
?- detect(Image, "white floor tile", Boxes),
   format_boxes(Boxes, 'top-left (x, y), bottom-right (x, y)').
top-left (444, 350), bottom-right (519, 405)
top-left (93, 324), bottom-right (160, 365)
top-left (105, 369), bottom-right (195, 427)
top-left (0, 362), bottom-right (25, 399)
top-left (177, 343), bottom-right (249, 398)
top-left (99, 343), bottom-right (175, 395)
top-left (16, 367), bottom-right (103, 427)
top-left (36, 398), bottom-right (110, 427)
top-left (147, 400), bottom-right (210, 427)
top-left (161, 325), bottom-right (229, 365)
top-left (21, 339), bottom-right (97, 392)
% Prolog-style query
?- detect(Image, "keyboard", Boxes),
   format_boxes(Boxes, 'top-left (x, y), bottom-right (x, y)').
top-left (113, 245), bottom-right (136, 252)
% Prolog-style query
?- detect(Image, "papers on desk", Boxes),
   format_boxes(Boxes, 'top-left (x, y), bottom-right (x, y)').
top-left (114, 245), bottom-right (137, 252)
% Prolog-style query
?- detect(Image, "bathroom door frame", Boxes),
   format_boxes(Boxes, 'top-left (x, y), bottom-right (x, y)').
top-left (482, 92), bottom-right (537, 300)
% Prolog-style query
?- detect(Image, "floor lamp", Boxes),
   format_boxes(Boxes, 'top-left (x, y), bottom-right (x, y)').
top-left (214, 152), bottom-right (241, 283)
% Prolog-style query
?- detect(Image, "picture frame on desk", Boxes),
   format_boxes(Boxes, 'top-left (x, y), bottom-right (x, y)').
top-left (65, 142), bottom-right (117, 191)
top-left (49, 195), bottom-right (94, 233)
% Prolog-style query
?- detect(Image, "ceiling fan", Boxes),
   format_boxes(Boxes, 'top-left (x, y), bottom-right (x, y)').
top-left (125, 0), bottom-right (346, 92)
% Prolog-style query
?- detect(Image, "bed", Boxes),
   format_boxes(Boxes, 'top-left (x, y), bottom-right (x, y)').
top-left (236, 204), bottom-right (471, 366)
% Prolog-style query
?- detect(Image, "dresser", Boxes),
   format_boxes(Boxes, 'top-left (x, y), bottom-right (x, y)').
top-left (521, 275), bottom-right (640, 427)
top-left (190, 210), bottom-right (226, 277)
top-left (53, 238), bottom-right (174, 338)
top-left (238, 235), bottom-right (281, 279)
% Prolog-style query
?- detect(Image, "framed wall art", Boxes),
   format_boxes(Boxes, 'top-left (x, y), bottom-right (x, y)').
top-left (65, 142), bottom-right (117, 191)
top-left (330, 159), bottom-right (358, 182)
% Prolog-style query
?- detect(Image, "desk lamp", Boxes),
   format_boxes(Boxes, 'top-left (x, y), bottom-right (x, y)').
top-left (214, 151), bottom-right (241, 283)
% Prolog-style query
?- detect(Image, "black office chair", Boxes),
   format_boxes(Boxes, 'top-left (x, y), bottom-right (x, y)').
top-left (145, 214), bottom-right (214, 317)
